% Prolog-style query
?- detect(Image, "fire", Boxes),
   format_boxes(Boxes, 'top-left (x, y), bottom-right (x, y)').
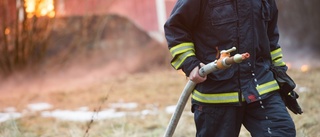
top-left (300, 65), bottom-right (309, 72)
top-left (25, 0), bottom-right (55, 18)
top-left (4, 28), bottom-right (10, 35)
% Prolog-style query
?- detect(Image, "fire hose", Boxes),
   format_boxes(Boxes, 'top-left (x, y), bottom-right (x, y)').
top-left (163, 47), bottom-right (250, 137)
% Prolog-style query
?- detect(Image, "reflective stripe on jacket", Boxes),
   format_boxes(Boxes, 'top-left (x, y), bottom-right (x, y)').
top-left (169, 42), bottom-right (195, 69)
top-left (192, 79), bottom-right (279, 104)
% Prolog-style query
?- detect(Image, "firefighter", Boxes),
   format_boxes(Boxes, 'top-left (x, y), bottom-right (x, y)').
top-left (164, 0), bottom-right (297, 136)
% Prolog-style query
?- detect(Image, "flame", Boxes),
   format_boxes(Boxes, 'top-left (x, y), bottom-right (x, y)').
top-left (300, 65), bottom-right (309, 72)
top-left (4, 28), bottom-right (10, 35)
top-left (25, 0), bottom-right (55, 18)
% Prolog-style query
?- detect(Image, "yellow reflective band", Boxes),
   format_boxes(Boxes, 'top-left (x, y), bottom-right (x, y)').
top-left (256, 80), bottom-right (280, 95)
top-left (271, 48), bottom-right (286, 66)
top-left (171, 50), bottom-right (195, 69)
top-left (273, 58), bottom-right (286, 66)
top-left (169, 42), bottom-right (195, 57)
top-left (192, 90), bottom-right (244, 103)
top-left (271, 48), bottom-right (282, 61)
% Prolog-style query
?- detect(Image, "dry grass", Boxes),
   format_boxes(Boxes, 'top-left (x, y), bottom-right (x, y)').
top-left (0, 68), bottom-right (319, 137)
top-left (288, 69), bottom-right (320, 137)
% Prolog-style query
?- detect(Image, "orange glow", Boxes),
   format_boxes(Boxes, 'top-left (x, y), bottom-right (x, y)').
top-left (25, 0), bottom-right (55, 18)
top-left (4, 28), bottom-right (10, 35)
top-left (286, 62), bottom-right (292, 70)
top-left (300, 65), bottom-right (309, 72)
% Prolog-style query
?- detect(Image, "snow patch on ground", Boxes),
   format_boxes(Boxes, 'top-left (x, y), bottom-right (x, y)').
top-left (27, 102), bottom-right (53, 111)
top-left (0, 102), bottom-right (166, 122)
top-left (0, 112), bottom-right (22, 123)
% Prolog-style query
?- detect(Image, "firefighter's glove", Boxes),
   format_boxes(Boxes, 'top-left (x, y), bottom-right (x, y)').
top-left (282, 91), bottom-right (303, 114)
top-left (270, 65), bottom-right (303, 115)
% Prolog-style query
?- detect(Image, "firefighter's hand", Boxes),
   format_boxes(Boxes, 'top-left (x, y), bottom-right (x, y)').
top-left (189, 63), bottom-right (207, 83)
top-left (282, 91), bottom-right (303, 114)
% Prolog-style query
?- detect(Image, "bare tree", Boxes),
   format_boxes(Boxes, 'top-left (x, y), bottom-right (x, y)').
top-left (0, 0), bottom-right (55, 75)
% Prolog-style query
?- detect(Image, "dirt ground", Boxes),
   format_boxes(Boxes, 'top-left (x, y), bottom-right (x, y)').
top-left (0, 64), bottom-right (319, 136)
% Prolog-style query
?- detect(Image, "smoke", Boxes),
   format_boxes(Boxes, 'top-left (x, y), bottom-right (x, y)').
top-left (277, 0), bottom-right (320, 68)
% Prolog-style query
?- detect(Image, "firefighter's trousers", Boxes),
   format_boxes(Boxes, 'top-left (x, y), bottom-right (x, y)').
top-left (192, 91), bottom-right (296, 137)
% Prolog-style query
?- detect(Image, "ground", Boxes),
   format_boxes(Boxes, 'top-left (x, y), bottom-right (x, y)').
top-left (0, 63), bottom-right (319, 137)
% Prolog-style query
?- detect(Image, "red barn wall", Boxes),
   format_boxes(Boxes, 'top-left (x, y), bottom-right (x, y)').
top-left (0, 0), bottom-right (17, 25)
top-left (56, 0), bottom-right (177, 32)
top-left (107, 0), bottom-right (158, 32)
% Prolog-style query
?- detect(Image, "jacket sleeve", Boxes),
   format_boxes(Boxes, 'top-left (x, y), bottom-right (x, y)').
top-left (267, 0), bottom-right (287, 70)
top-left (164, 0), bottom-right (204, 76)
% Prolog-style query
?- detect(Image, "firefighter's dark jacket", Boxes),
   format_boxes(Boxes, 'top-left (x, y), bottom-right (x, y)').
top-left (164, 0), bottom-right (287, 105)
